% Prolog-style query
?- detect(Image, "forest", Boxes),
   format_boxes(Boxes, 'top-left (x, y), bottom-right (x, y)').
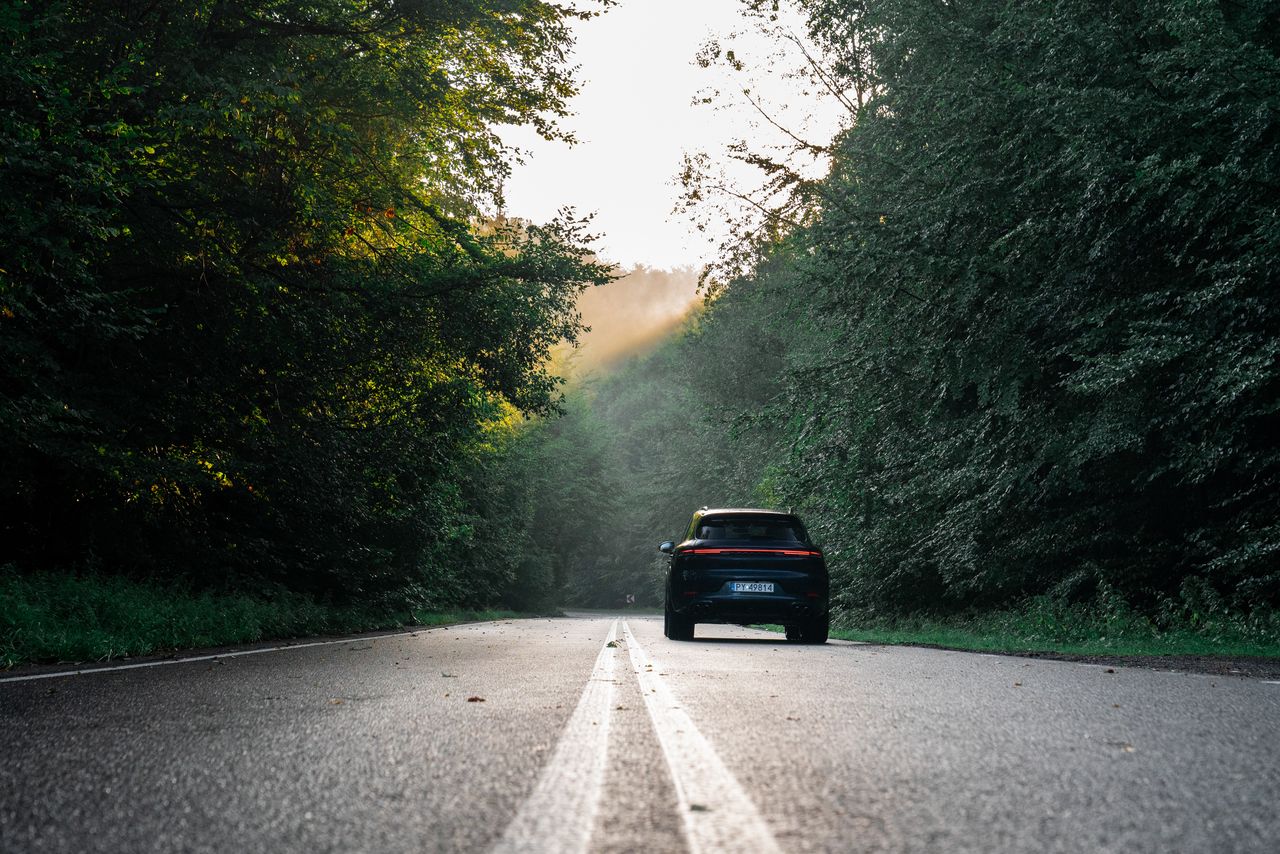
top-left (518, 0), bottom-right (1280, 630)
top-left (0, 0), bottom-right (611, 640)
top-left (3, 0), bottom-right (1278, 659)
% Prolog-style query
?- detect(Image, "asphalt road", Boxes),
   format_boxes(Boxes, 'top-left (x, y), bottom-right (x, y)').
top-left (2, 614), bottom-right (1278, 853)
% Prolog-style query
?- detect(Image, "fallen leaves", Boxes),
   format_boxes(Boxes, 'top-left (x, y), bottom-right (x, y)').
top-left (466, 696), bottom-right (485, 703)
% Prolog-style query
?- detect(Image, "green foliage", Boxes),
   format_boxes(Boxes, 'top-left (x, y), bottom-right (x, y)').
top-left (0, 566), bottom-right (527, 666)
top-left (525, 0), bottom-right (1280, 621)
top-left (4, 0), bottom-right (1277, 629)
top-left (454, 392), bottom-right (637, 609)
top-left (819, 590), bottom-right (1280, 659)
top-left (784, 0), bottom-right (1280, 615)
top-left (0, 1), bottom-right (610, 606)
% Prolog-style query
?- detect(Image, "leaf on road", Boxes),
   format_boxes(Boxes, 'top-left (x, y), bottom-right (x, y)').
top-left (1105, 668), bottom-right (1116, 674)
top-left (467, 696), bottom-right (486, 703)
top-left (605, 640), bottom-right (619, 648)
top-left (329, 699), bottom-right (344, 705)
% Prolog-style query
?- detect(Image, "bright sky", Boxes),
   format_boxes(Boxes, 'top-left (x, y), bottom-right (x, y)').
top-left (501, 0), bottom-right (841, 270)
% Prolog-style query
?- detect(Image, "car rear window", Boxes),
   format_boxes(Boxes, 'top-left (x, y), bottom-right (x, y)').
top-left (696, 517), bottom-right (805, 542)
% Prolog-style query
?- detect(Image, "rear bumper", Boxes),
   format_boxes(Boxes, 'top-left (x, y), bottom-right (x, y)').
top-left (674, 592), bottom-right (827, 624)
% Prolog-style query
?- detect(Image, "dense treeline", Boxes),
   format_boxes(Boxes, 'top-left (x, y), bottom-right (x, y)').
top-left (4, 0), bottom-right (1278, 635)
top-left (1, 1), bottom-right (609, 611)
top-left (529, 0), bottom-right (1280, 621)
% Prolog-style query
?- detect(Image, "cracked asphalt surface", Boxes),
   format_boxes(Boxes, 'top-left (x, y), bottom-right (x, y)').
top-left (2, 614), bottom-right (1278, 853)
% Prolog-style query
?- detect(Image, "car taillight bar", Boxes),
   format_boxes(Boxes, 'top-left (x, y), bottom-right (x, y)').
top-left (679, 548), bottom-right (822, 556)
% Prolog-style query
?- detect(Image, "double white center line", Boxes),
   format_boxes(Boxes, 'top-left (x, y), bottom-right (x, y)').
top-left (492, 621), bottom-right (619, 854)
top-left (492, 619), bottom-right (780, 854)
top-left (622, 621), bottom-right (783, 854)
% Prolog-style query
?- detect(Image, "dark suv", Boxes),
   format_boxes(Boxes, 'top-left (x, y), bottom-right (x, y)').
top-left (659, 508), bottom-right (829, 643)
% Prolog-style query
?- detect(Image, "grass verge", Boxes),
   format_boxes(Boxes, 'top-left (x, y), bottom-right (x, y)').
top-left (764, 596), bottom-right (1280, 659)
top-left (0, 570), bottom-right (527, 668)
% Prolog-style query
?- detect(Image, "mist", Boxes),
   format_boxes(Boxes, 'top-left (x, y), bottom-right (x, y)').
top-left (557, 265), bottom-right (701, 377)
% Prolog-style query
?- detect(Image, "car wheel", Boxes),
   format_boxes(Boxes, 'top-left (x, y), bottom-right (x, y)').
top-left (803, 613), bottom-right (830, 644)
top-left (785, 625), bottom-right (801, 642)
top-left (663, 599), bottom-right (673, 638)
top-left (668, 611), bottom-right (694, 641)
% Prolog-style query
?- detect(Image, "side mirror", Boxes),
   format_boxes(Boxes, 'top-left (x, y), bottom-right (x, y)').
top-left (658, 541), bottom-right (674, 554)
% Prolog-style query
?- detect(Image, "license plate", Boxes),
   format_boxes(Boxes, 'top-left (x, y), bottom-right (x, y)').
top-left (729, 582), bottom-right (774, 593)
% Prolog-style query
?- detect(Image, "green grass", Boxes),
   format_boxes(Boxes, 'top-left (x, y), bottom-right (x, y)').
top-left (0, 570), bottom-right (527, 667)
top-left (762, 596), bottom-right (1280, 659)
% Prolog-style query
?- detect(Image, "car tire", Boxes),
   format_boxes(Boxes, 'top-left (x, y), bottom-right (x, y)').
top-left (664, 600), bottom-right (693, 640)
top-left (802, 613), bottom-right (830, 644)
top-left (668, 611), bottom-right (694, 641)
top-left (785, 625), bottom-right (801, 642)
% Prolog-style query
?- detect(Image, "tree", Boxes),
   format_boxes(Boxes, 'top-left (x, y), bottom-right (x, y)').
top-left (1, 0), bottom-right (611, 605)
top-left (537, 0), bottom-right (1280, 620)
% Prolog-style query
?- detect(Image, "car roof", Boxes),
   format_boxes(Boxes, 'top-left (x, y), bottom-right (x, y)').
top-left (698, 508), bottom-right (796, 518)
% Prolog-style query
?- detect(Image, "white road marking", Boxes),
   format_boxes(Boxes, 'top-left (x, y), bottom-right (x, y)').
top-left (491, 619), bottom-right (619, 854)
top-left (622, 621), bottom-right (783, 854)
top-left (1264, 681), bottom-right (1280, 686)
top-left (0, 628), bottom-right (447, 684)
